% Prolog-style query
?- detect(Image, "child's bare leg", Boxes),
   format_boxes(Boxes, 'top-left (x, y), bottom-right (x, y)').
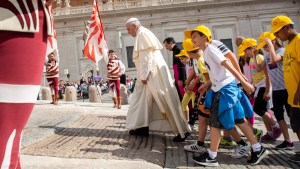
top-left (198, 115), bottom-right (208, 141)
top-left (183, 110), bottom-right (189, 121)
top-left (236, 122), bottom-right (257, 145)
top-left (210, 126), bottom-right (222, 152)
top-left (228, 128), bottom-right (242, 142)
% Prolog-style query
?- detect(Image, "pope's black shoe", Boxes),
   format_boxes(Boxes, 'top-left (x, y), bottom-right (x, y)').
top-left (173, 132), bottom-right (190, 142)
top-left (129, 127), bottom-right (149, 136)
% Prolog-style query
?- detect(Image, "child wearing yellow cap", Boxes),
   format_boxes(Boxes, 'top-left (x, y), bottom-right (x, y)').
top-left (236, 36), bottom-right (257, 129)
top-left (173, 39), bottom-right (206, 145)
top-left (175, 50), bottom-right (198, 129)
top-left (270, 15), bottom-right (300, 162)
top-left (185, 25), bottom-right (268, 166)
top-left (256, 31), bottom-right (294, 150)
top-left (181, 38), bottom-right (210, 152)
top-left (239, 38), bottom-right (282, 142)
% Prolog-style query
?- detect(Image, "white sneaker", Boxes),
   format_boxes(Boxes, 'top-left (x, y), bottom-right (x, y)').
top-left (231, 144), bottom-right (251, 159)
top-left (184, 142), bottom-right (206, 153)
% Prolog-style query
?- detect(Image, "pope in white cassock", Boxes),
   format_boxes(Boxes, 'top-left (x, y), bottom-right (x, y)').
top-left (125, 18), bottom-right (191, 141)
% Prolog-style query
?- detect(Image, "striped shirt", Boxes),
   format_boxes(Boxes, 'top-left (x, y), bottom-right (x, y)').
top-left (264, 47), bottom-right (286, 91)
top-left (107, 58), bottom-right (121, 80)
top-left (46, 60), bottom-right (59, 78)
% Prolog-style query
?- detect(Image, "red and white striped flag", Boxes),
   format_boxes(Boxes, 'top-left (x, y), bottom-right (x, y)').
top-left (46, 29), bottom-right (59, 61)
top-left (84, 0), bottom-right (108, 65)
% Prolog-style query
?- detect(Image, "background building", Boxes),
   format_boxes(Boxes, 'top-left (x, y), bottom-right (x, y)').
top-left (52, 0), bottom-right (300, 82)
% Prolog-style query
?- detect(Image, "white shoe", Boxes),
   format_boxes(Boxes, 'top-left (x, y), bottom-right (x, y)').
top-left (231, 144), bottom-right (251, 159)
top-left (184, 142), bottom-right (206, 153)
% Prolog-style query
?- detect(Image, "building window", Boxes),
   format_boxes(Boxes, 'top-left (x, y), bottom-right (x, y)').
top-left (220, 38), bottom-right (233, 52)
top-left (83, 2), bottom-right (89, 5)
top-left (126, 46), bottom-right (135, 68)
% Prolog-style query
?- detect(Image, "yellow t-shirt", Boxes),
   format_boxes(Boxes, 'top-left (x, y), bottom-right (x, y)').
top-left (283, 33), bottom-right (300, 108)
top-left (250, 54), bottom-right (265, 84)
top-left (197, 57), bottom-right (208, 83)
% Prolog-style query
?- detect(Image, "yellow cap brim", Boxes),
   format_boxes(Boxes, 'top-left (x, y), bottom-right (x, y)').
top-left (238, 45), bottom-right (246, 57)
top-left (270, 26), bottom-right (282, 34)
top-left (175, 50), bottom-right (189, 58)
top-left (186, 47), bottom-right (200, 52)
top-left (256, 41), bottom-right (266, 50)
top-left (176, 55), bottom-right (189, 58)
top-left (238, 51), bottom-right (245, 57)
top-left (175, 54), bottom-right (185, 58)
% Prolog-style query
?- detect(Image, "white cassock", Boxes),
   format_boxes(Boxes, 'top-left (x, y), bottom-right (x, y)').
top-left (126, 26), bottom-right (191, 138)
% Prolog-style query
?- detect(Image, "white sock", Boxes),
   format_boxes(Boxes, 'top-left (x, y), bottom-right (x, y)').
top-left (272, 123), bottom-right (279, 128)
top-left (208, 149), bottom-right (217, 159)
top-left (252, 143), bottom-right (262, 152)
top-left (267, 131), bottom-right (273, 136)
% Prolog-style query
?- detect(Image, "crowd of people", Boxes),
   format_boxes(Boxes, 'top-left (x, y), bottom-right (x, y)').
top-left (51, 76), bottom-right (136, 101)
top-left (124, 16), bottom-right (300, 167)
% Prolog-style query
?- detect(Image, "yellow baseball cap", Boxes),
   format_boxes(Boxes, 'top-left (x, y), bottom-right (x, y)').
top-left (238, 38), bottom-right (257, 56)
top-left (175, 50), bottom-right (189, 58)
top-left (182, 38), bottom-right (199, 52)
top-left (270, 16), bottom-right (293, 34)
top-left (184, 25), bottom-right (212, 43)
top-left (256, 32), bottom-right (276, 50)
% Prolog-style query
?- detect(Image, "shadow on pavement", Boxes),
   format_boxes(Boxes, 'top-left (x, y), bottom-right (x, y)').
top-left (22, 114), bottom-right (300, 169)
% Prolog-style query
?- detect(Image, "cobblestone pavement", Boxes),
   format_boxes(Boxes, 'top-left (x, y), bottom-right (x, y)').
top-left (21, 94), bottom-right (300, 169)
top-left (22, 103), bottom-right (82, 147)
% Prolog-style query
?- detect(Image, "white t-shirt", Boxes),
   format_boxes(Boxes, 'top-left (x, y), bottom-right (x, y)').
top-left (211, 40), bottom-right (239, 84)
top-left (203, 44), bottom-right (235, 92)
